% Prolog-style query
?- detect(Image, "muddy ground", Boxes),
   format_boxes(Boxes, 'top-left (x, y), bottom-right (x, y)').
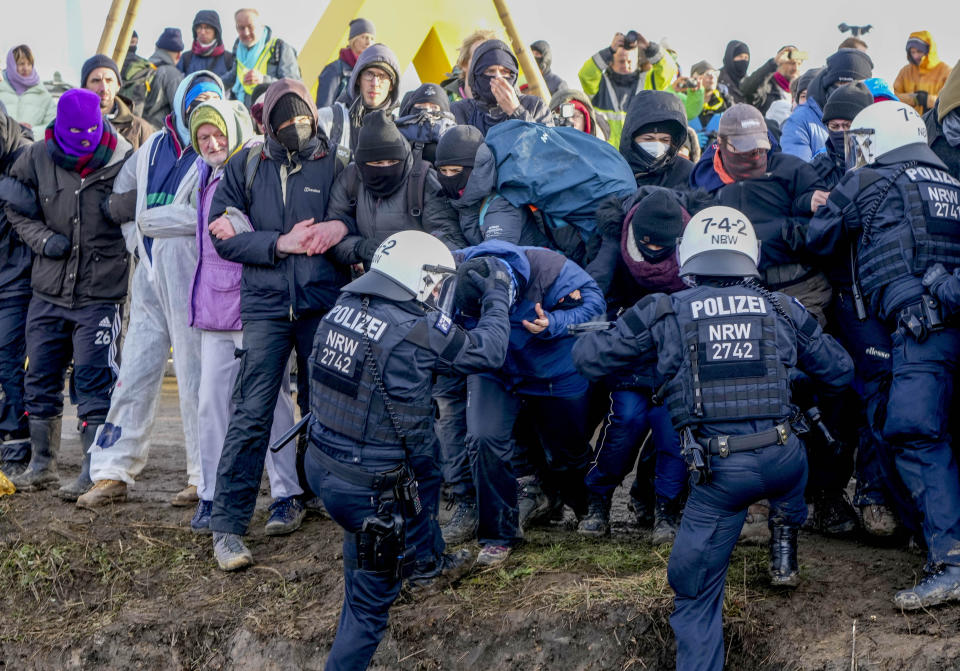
top-left (2, 380), bottom-right (960, 670)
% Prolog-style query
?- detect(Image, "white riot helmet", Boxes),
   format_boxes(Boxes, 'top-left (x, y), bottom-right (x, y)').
top-left (343, 231), bottom-right (457, 311)
top-left (677, 206), bottom-right (761, 278)
top-left (844, 100), bottom-right (928, 170)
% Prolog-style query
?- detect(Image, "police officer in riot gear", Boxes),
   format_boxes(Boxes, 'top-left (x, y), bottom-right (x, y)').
top-left (807, 100), bottom-right (960, 609)
top-left (303, 230), bottom-right (512, 670)
top-left (572, 206), bottom-right (853, 671)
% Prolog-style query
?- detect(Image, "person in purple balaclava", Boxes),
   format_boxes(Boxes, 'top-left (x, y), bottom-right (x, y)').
top-left (4, 87), bottom-right (134, 497)
top-left (0, 45), bottom-right (56, 135)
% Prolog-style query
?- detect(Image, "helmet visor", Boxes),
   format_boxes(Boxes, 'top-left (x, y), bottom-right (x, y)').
top-left (417, 264), bottom-right (458, 315)
top-left (844, 128), bottom-right (874, 171)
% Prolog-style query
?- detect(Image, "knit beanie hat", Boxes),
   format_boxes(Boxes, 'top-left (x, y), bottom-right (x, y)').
top-left (821, 81), bottom-right (874, 122)
top-left (269, 92), bottom-right (313, 131)
top-left (690, 60), bottom-right (716, 77)
top-left (435, 124), bottom-right (484, 167)
top-left (81, 54), bottom-right (121, 87)
top-left (631, 189), bottom-right (684, 247)
top-left (156, 27), bottom-right (184, 53)
top-left (355, 110), bottom-right (410, 162)
top-left (349, 18), bottom-right (375, 39)
top-left (401, 83), bottom-right (450, 115)
top-left (54, 88), bottom-right (104, 156)
top-left (823, 49), bottom-right (873, 87)
top-left (190, 104), bottom-right (228, 149)
top-left (184, 80), bottom-right (222, 114)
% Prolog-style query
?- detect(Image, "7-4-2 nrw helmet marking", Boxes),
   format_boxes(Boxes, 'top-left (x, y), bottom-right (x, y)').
top-left (677, 206), bottom-right (761, 278)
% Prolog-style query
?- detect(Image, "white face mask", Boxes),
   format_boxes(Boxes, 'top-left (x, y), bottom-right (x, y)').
top-left (637, 140), bottom-right (669, 159)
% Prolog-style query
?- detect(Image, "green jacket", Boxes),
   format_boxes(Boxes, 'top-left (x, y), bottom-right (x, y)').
top-left (0, 76), bottom-right (55, 137)
top-left (578, 43), bottom-right (678, 147)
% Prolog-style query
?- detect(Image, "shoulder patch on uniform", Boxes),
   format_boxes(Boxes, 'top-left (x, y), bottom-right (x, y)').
top-left (435, 313), bottom-right (452, 334)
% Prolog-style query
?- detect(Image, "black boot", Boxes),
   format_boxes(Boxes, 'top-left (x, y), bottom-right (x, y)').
top-left (576, 494), bottom-right (610, 537)
top-left (10, 416), bottom-right (60, 491)
top-left (769, 524), bottom-right (800, 587)
top-left (652, 497), bottom-right (681, 545)
top-left (58, 421), bottom-right (99, 501)
top-left (0, 425), bottom-right (31, 477)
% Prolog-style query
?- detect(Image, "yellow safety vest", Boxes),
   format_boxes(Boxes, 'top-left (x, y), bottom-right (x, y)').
top-left (236, 38), bottom-right (278, 96)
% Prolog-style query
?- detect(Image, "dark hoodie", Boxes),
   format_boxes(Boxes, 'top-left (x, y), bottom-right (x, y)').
top-left (318, 43), bottom-right (400, 152)
top-left (619, 90), bottom-right (692, 187)
top-left (718, 40), bottom-right (750, 104)
top-left (450, 40), bottom-right (553, 136)
top-left (530, 40), bottom-right (568, 95)
top-left (210, 78), bottom-right (346, 320)
top-left (0, 110), bottom-right (36, 300)
top-left (178, 10), bottom-right (234, 79)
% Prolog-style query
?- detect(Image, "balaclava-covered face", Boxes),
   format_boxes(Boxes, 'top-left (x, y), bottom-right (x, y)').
top-left (54, 88), bottom-right (104, 156)
top-left (471, 43), bottom-right (519, 107)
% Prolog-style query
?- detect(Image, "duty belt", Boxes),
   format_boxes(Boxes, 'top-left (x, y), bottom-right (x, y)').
top-left (897, 295), bottom-right (944, 340)
top-left (761, 264), bottom-right (812, 290)
top-left (311, 445), bottom-right (406, 492)
top-left (700, 422), bottom-right (791, 458)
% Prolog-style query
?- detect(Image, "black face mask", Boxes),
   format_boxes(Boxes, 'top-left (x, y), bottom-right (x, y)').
top-left (358, 160), bottom-right (407, 197)
top-left (827, 129), bottom-right (847, 158)
top-left (276, 121), bottom-right (314, 154)
top-left (438, 169), bottom-right (472, 199)
top-left (729, 60), bottom-right (749, 82)
top-left (472, 73), bottom-right (517, 107)
top-left (638, 245), bottom-right (674, 263)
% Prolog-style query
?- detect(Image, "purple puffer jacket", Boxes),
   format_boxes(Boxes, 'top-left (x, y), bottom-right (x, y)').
top-left (189, 158), bottom-right (243, 331)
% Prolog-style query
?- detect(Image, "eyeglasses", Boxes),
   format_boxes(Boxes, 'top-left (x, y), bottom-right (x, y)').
top-left (361, 70), bottom-right (391, 84)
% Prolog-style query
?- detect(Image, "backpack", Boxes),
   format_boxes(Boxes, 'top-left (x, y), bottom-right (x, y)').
top-left (118, 59), bottom-right (157, 116)
top-left (394, 111), bottom-right (457, 164)
top-left (243, 140), bottom-right (351, 207)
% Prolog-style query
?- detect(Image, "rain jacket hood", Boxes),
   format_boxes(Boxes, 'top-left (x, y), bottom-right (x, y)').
top-left (346, 43), bottom-right (400, 109)
top-left (172, 69), bottom-right (225, 146)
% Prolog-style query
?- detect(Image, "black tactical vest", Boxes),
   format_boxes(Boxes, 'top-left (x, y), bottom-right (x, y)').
top-left (662, 286), bottom-right (792, 429)
top-left (858, 165), bottom-right (960, 298)
top-left (309, 297), bottom-right (435, 446)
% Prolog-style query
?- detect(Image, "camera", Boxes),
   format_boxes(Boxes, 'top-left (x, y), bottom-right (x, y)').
top-left (553, 102), bottom-right (576, 127)
top-left (623, 30), bottom-right (640, 50)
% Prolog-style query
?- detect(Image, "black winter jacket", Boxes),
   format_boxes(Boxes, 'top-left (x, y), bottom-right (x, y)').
top-left (6, 130), bottom-right (133, 308)
top-left (0, 112), bottom-right (35, 301)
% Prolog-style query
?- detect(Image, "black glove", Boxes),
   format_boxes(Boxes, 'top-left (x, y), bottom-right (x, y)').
top-left (454, 256), bottom-right (511, 317)
top-left (100, 194), bottom-right (114, 223)
top-left (357, 237), bottom-right (379, 263)
top-left (42, 233), bottom-right (71, 259)
top-left (923, 262), bottom-right (950, 291)
top-left (915, 91), bottom-right (929, 110)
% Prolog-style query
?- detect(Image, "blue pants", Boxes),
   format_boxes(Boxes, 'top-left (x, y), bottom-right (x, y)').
top-left (586, 389), bottom-right (685, 503)
top-left (24, 297), bottom-right (120, 421)
top-left (668, 435), bottom-right (808, 671)
top-left (466, 374), bottom-right (591, 546)
top-left (210, 316), bottom-right (320, 536)
top-left (0, 299), bottom-right (28, 443)
top-left (433, 373), bottom-right (473, 500)
top-left (304, 430), bottom-right (444, 671)
top-left (884, 327), bottom-right (960, 565)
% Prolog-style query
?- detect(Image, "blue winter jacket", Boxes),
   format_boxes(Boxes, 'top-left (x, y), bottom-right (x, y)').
top-left (780, 96), bottom-right (828, 161)
top-left (457, 240), bottom-right (605, 397)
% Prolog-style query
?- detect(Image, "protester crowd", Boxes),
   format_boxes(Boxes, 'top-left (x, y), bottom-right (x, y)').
top-left (1, 9), bottom-right (959, 670)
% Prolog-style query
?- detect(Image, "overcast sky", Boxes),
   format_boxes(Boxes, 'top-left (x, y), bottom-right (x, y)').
top-left (2, 0), bottom-right (958, 96)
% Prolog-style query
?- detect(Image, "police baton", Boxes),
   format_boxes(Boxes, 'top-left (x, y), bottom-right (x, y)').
top-left (269, 413), bottom-right (312, 453)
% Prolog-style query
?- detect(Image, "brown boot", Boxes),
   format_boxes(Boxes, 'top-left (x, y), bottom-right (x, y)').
top-left (76, 479), bottom-right (127, 507)
top-left (170, 484), bottom-right (199, 507)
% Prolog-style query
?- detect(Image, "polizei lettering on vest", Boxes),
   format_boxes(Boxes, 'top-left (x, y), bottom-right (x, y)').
top-left (690, 295), bottom-right (767, 319)
top-left (324, 305), bottom-right (389, 341)
top-left (906, 166), bottom-right (960, 187)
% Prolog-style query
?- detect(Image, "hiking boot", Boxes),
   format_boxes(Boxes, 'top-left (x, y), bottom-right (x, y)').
top-left (860, 503), bottom-right (900, 537)
top-left (894, 565), bottom-right (960, 610)
top-left (577, 495), bottom-right (610, 537)
top-left (740, 500), bottom-right (771, 542)
top-left (264, 496), bottom-right (306, 535)
top-left (304, 495), bottom-right (329, 518)
top-left (769, 525), bottom-right (801, 588)
top-left (170, 484), bottom-right (199, 507)
top-left (405, 549), bottom-right (473, 594)
top-left (76, 479), bottom-right (127, 507)
top-left (813, 491), bottom-right (858, 536)
top-left (10, 416), bottom-right (60, 491)
top-left (441, 499), bottom-right (478, 546)
top-left (1, 427), bottom-right (30, 478)
top-left (517, 476), bottom-right (550, 530)
top-left (652, 498), bottom-right (681, 545)
top-left (213, 532), bottom-right (254, 571)
top-left (58, 421), bottom-right (99, 502)
top-left (627, 495), bottom-right (654, 528)
top-left (476, 544), bottom-right (512, 567)
top-left (191, 500), bottom-right (213, 535)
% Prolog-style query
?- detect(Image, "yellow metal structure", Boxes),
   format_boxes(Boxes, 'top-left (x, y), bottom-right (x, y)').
top-left (299, 0), bottom-right (507, 96)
